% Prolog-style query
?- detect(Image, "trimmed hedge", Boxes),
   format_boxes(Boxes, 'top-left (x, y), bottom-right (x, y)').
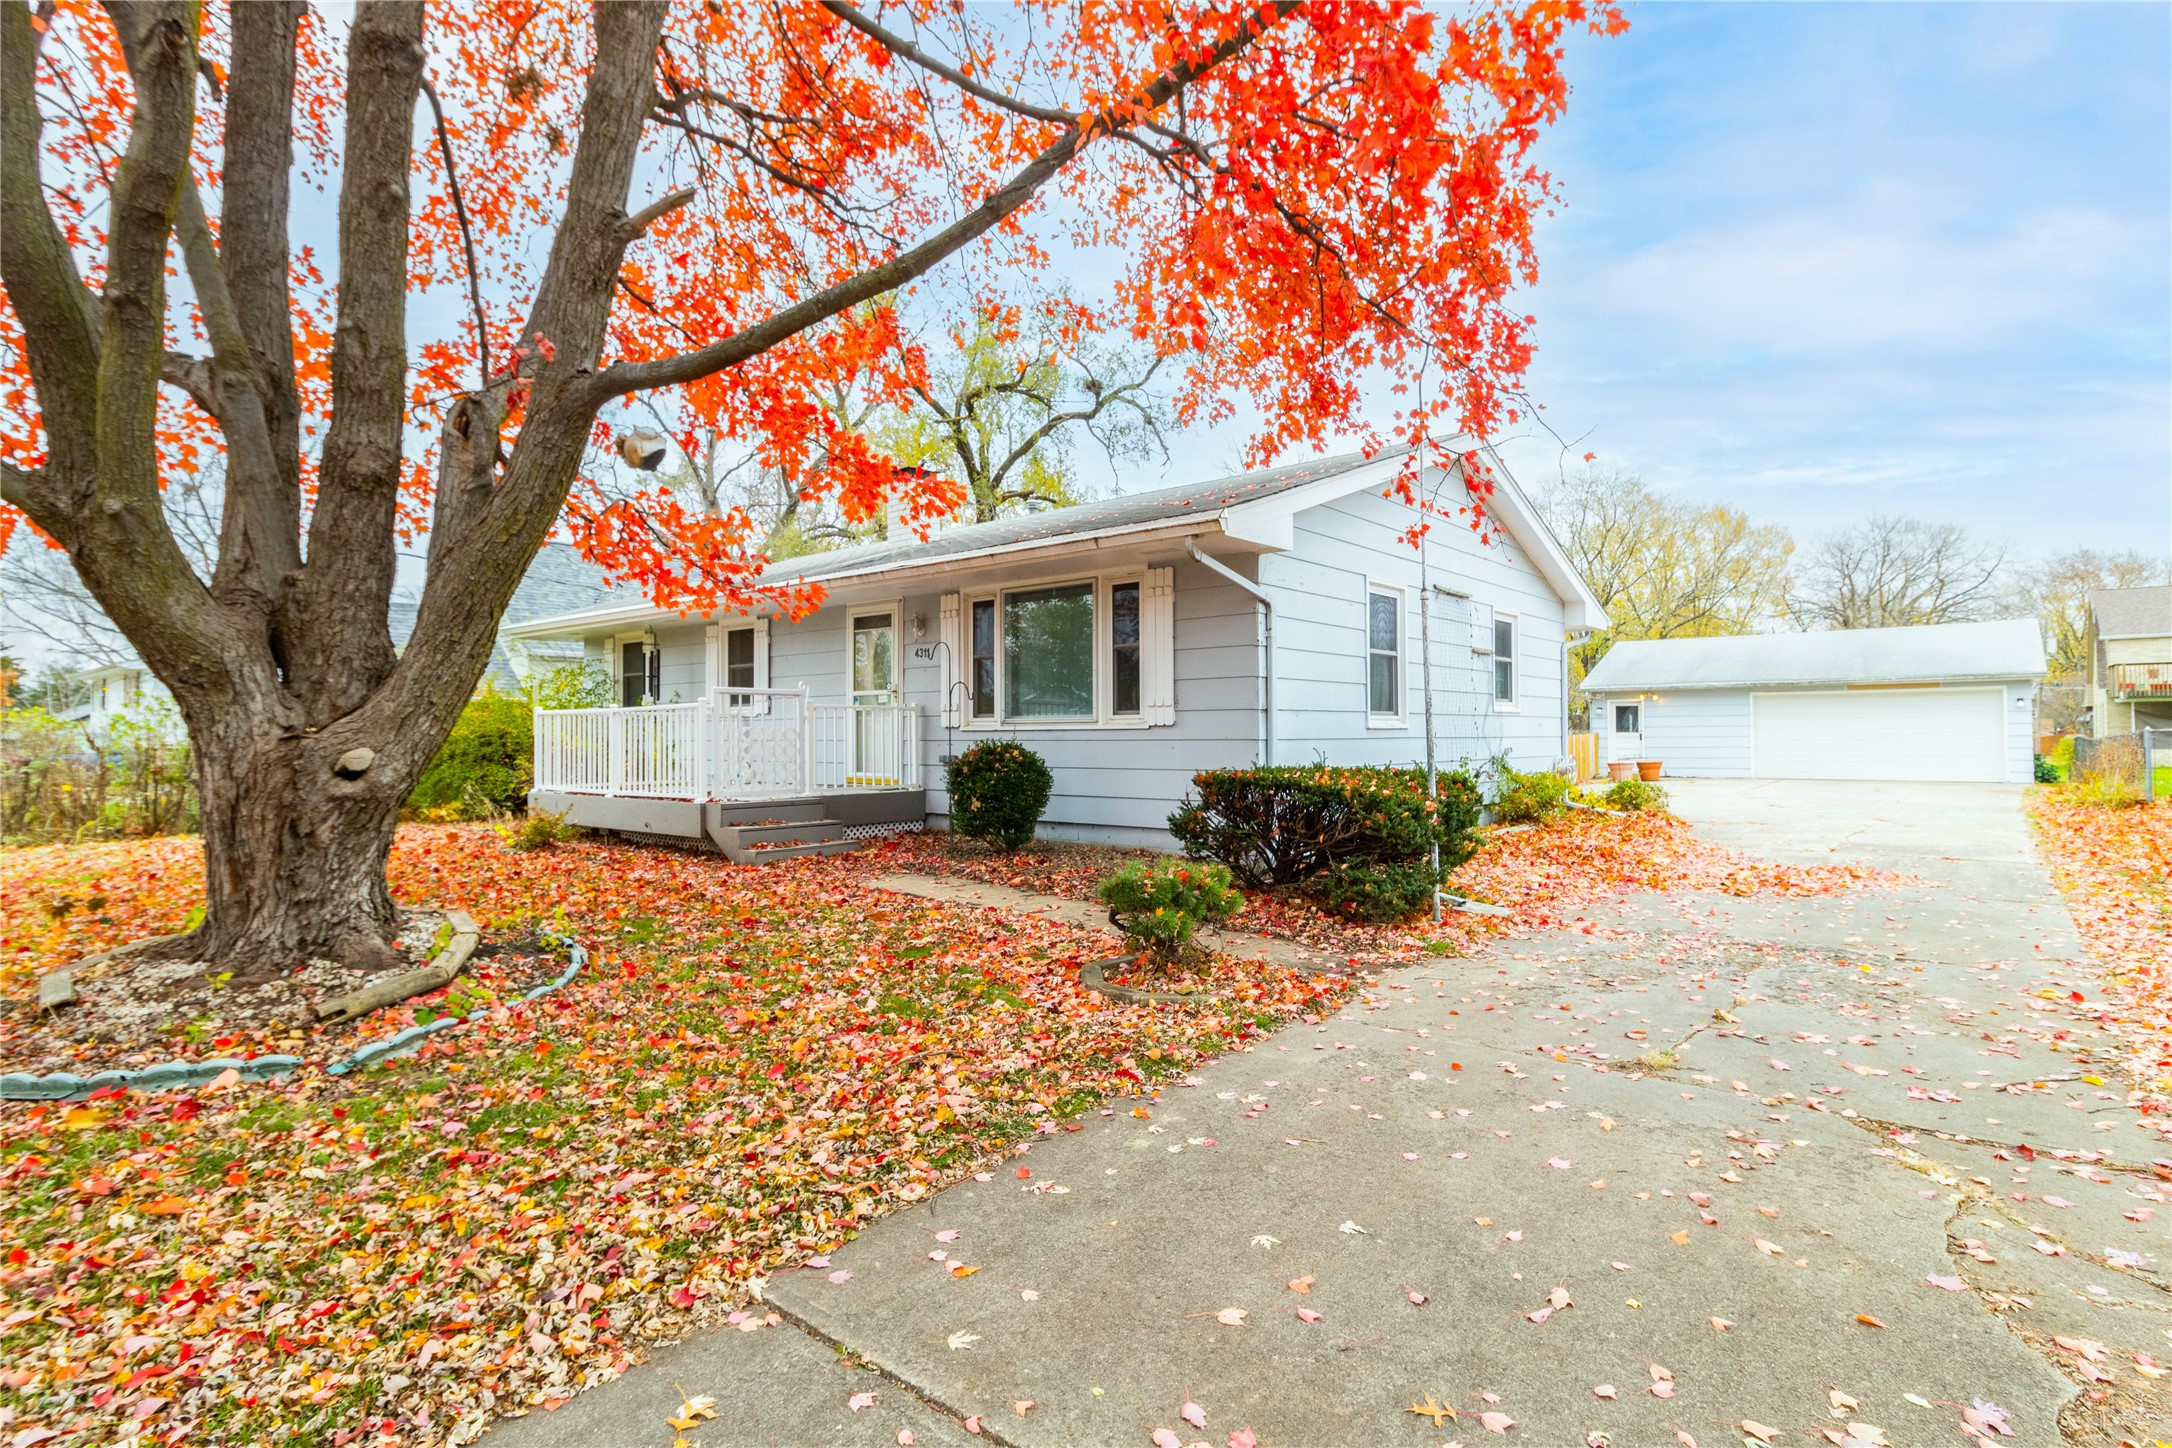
top-left (410, 695), bottom-right (533, 818)
top-left (1314, 858), bottom-right (1442, 924)
top-left (1167, 764), bottom-right (1482, 889)
top-left (946, 739), bottom-right (1053, 850)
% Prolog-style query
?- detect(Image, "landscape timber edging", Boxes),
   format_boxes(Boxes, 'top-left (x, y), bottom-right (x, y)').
top-left (1, 937), bottom-right (587, 1102)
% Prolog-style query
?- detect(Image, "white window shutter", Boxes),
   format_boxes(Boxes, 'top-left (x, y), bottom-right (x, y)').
top-left (938, 593), bottom-right (964, 726)
top-left (703, 624), bottom-right (722, 697)
top-left (1471, 600), bottom-right (1496, 654)
top-left (751, 618), bottom-right (771, 690)
top-left (1143, 565), bottom-right (1176, 725)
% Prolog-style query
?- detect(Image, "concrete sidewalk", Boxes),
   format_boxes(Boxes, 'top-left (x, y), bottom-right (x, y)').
top-left (489, 782), bottom-right (2171, 1448)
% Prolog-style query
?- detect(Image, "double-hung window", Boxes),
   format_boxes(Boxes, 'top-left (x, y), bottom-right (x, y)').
top-left (1492, 614), bottom-right (1517, 707)
top-left (1367, 584), bottom-right (1403, 722)
top-left (1110, 580), bottom-right (1142, 717)
top-left (969, 599), bottom-right (997, 720)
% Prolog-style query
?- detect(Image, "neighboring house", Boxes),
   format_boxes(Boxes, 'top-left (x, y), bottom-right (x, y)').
top-left (1581, 618), bottom-right (2045, 784)
top-left (512, 446), bottom-right (1607, 854)
top-left (386, 541), bottom-right (613, 694)
top-left (2083, 585), bottom-right (2172, 738)
top-left (46, 542), bottom-right (613, 732)
top-left (53, 662), bottom-right (162, 736)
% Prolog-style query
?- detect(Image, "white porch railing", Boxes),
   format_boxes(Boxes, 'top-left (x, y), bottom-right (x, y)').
top-left (534, 690), bottom-right (922, 800)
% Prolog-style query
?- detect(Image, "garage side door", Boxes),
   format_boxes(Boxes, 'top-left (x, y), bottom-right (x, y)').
top-left (1751, 688), bottom-right (2005, 782)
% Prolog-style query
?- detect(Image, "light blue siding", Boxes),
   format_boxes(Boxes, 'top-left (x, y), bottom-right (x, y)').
top-left (1592, 690), bottom-right (1755, 778)
top-left (1265, 487), bottom-right (1568, 774)
top-left (560, 481), bottom-right (1581, 846)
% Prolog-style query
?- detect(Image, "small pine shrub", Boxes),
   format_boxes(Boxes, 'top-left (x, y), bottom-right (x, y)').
top-left (411, 694), bottom-right (533, 818)
top-left (1490, 759), bottom-right (1572, 823)
top-left (2033, 753), bottom-right (2059, 785)
top-left (1098, 859), bottom-right (1244, 964)
top-left (1603, 776), bottom-right (1668, 812)
top-left (1313, 858), bottom-right (1441, 924)
top-left (946, 739), bottom-right (1054, 850)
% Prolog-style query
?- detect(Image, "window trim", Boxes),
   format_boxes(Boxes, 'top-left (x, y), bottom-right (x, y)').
top-left (1365, 579), bottom-right (1407, 728)
top-left (1491, 610), bottom-right (1520, 712)
top-left (957, 570), bottom-right (1150, 731)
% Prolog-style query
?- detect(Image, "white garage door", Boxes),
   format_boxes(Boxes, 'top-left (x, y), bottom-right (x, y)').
top-left (1751, 687), bottom-right (2005, 782)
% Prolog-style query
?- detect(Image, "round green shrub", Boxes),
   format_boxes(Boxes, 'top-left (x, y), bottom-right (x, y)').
top-left (1602, 776), bottom-right (1668, 813)
top-left (410, 695), bottom-right (533, 818)
top-left (945, 739), bottom-right (1053, 850)
top-left (1098, 858), bottom-right (1244, 963)
top-left (1313, 858), bottom-right (1442, 923)
top-left (1489, 759), bottom-right (1572, 823)
top-left (1167, 764), bottom-right (1483, 887)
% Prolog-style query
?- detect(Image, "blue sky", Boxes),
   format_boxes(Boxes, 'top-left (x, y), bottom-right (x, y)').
top-left (1463, 0), bottom-right (2172, 558)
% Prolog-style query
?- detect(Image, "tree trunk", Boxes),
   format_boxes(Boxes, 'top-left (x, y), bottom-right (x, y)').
top-left (159, 677), bottom-right (429, 980)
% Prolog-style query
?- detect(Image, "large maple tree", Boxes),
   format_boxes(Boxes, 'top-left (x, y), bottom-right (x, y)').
top-left (0, 0), bottom-right (1619, 977)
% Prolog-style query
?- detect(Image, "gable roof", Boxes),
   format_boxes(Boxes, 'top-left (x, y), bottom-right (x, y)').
top-left (2089, 585), bottom-right (2172, 640)
top-left (779, 449), bottom-right (1393, 583)
top-left (1582, 618), bottom-right (2047, 694)
top-left (508, 443), bottom-right (1606, 636)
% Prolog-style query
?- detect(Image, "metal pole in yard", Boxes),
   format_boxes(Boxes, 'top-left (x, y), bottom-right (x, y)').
top-left (2148, 728), bottom-right (2157, 803)
top-left (1418, 475), bottom-right (1441, 925)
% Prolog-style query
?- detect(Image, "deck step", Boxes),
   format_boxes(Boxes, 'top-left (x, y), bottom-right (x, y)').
top-left (724, 820), bottom-right (847, 847)
top-left (725, 837), bottom-right (861, 864)
top-left (710, 799), bottom-right (831, 826)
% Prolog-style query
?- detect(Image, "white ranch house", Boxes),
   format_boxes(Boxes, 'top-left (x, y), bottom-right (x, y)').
top-left (512, 447), bottom-right (1605, 860)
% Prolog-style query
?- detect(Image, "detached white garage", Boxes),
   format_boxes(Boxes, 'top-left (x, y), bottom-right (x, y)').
top-left (1583, 619), bottom-right (2045, 784)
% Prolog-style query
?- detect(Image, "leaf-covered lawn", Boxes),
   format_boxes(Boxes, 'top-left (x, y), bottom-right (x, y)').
top-left (0, 826), bottom-right (1344, 1448)
top-left (0, 815), bottom-right (1888, 1448)
top-left (2026, 793), bottom-right (2172, 1097)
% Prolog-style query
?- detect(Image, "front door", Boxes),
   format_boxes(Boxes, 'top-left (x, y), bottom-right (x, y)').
top-left (850, 610), bottom-right (898, 782)
top-left (1610, 700), bottom-right (1643, 771)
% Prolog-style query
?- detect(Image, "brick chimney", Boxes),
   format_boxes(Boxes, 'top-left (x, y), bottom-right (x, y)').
top-left (884, 463), bottom-right (952, 542)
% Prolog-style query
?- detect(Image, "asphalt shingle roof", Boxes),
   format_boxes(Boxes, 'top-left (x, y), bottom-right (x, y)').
top-left (769, 447), bottom-right (1399, 584)
top-left (2088, 585), bottom-right (2172, 640)
top-left (1580, 618), bottom-right (2047, 693)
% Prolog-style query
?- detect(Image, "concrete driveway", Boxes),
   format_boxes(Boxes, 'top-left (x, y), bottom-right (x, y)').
top-left (492, 781), bottom-right (2171, 1448)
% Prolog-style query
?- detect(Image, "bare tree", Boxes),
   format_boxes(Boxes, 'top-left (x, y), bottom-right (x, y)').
top-left (1539, 466), bottom-right (1794, 718)
top-left (1788, 515), bottom-right (2008, 631)
top-left (3, 459), bottom-right (223, 666)
top-left (885, 315), bottom-right (1169, 525)
top-left (2005, 547), bottom-right (2172, 679)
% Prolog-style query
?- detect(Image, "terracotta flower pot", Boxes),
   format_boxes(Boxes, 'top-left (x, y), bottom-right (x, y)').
top-left (1637, 761), bottom-right (1662, 782)
top-left (1607, 762), bottom-right (1636, 782)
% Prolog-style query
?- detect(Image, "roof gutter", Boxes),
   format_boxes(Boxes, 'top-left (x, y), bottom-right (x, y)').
top-left (1187, 539), bottom-right (1274, 767)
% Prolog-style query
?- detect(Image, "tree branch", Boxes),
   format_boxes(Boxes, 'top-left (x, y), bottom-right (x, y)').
top-left (0, 3), bottom-right (103, 478)
top-left (622, 184), bottom-right (695, 240)
top-left (418, 73), bottom-right (491, 385)
top-left (594, 5), bottom-right (1291, 402)
top-left (222, 0), bottom-right (303, 501)
top-left (816, 1), bottom-right (1076, 125)
top-left (291, 0), bottom-right (425, 717)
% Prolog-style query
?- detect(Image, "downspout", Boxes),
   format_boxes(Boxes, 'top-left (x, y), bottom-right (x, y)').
top-left (1186, 538), bottom-right (1273, 767)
